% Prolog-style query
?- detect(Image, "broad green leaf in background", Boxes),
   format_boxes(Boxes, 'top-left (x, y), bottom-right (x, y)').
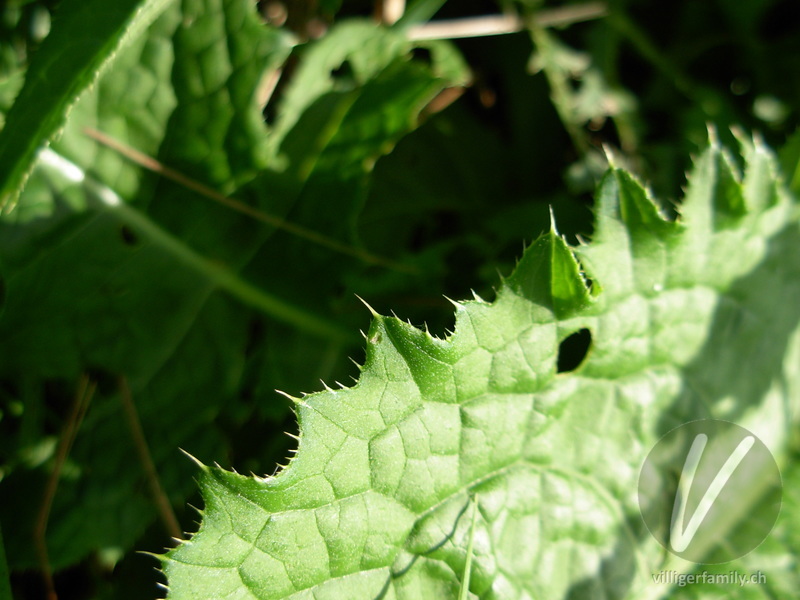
top-left (0, 0), bottom-right (174, 209)
top-left (162, 137), bottom-right (800, 599)
top-left (0, 0), bottom-right (466, 578)
top-left (0, 0), bottom-right (300, 569)
top-left (244, 21), bottom-right (470, 314)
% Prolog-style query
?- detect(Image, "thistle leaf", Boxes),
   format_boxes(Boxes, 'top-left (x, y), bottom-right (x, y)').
top-left (162, 139), bottom-right (800, 599)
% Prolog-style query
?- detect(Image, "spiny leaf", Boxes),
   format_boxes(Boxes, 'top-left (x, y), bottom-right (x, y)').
top-left (161, 137), bottom-right (800, 599)
top-left (505, 217), bottom-right (594, 319)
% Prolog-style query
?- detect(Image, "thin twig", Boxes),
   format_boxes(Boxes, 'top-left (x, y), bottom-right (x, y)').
top-left (34, 375), bottom-right (97, 600)
top-left (257, 67), bottom-right (283, 110)
top-left (118, 377), bottom-right (183, 542)
top-left (407, 3), bottom-right (608, 40)
top-left (421, 87), bottom-right (466, 119)
top-left (82, 127), bottom-right (418, 274)
top-left (377, 0), bottom-right (405, 25)
top-left (530, 2), bottom-right (609, 28)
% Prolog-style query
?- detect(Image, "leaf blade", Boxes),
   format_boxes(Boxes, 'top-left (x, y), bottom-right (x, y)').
top-left (0, 0), bottom-right (175, 210)
top-left (163, 137), bottom-right (800, 598)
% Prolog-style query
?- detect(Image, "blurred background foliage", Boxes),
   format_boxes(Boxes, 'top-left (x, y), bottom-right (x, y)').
top-left (0, 0), bottom-right (798, 598)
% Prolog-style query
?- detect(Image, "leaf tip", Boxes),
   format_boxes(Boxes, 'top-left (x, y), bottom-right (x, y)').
top-left (602, 143), bottom-right (621, 169)
top-left (507, 229), bottom-right (594, 318)
top-left (707, 122), bottom-right (720, 148)
top-left (276, 389), bottom-right (304, 404)
top-left (178, 449), bottom-right (207, 470)
top-left (469, 290), bottom-right (486, 303)
top-left (355, 294), bottom-right (379, 317)
top-left (443, 295), bottom-right (462, 309)
top-left (548, 204), bottom-right (558, 234)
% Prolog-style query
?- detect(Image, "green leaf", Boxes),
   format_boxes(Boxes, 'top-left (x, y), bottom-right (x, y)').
top-left (161, 137), bottom-right (800, 599)
top-left (0, 3), bottom-right (467, 575)
top-left (0, 0), bottom-right (174, 209)
top-left (505, 217), bottom-right (595, 318)
top-left (0, 153), bottom-right (254, 570)
top-left (242, 19), bottom-right (469, 318)
top-left (779, 127), bottom-right (800, 197)
top-left (0, 0), bottom-right (308, 572)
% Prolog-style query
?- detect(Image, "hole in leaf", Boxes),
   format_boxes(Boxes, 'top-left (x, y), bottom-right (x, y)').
top-left (557, 328), bottom-right (591, 373)
top-left (120, 225), bottom-right (138, 246)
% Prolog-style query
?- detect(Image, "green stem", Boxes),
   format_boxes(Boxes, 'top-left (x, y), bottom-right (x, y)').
top-left (38, 147), bottom-right (352, 342)
top-left (529, 27), bottom-right (590, 157)
top-left (111, 198), bottom-right (351, 341)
